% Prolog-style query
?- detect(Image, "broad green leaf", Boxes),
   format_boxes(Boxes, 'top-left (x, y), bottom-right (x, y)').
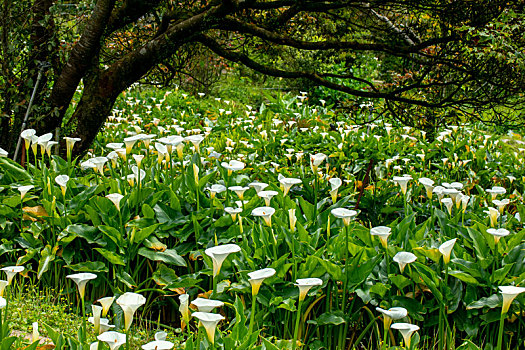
top-left (449, 270), bottom-right (480, 286)
top-left (138, 247), bottom-right (186, 266)
top-left (66, 261), bottom-right (108, 273)
top-left (37, 245), bottom-right (57, 279)
top-left (94, 248), bottom-right (126, 266)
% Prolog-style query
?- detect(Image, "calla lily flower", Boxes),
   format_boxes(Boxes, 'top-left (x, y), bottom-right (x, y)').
top-left (393, 175), bottom-right (412, 195)
top-left (441, 198), bottom-right (453, 215)
top-left (393, 252), bottom-right (417, 273)
top-left (391, 323), bottom-right (419, 348)
top-left (295, 278), bottom-right (323, 301)
top-left (208, 184), bottom-right (226, 199)
top-left (191, 298), bottom-right (224, 312)
top-left (289, 208), bottom-right (297, 232)
top-left (248, 268), bottom-right (276, 296)
top-left (331, 208), bottom-right (357, 226)
top-left (484, 207), bottom-right (500, 227)
top-left (117, 292), bottom-right (146, 331)
top-left (205, 244), bottom-right (241, 277)
top-left (55, 175), bottom-right (70, 196)
top-left (249, 182), bottom-right (269, 194)
top-left (433, 186), bottom-right (445, 201)
top-left (229, 186), bottom-right (250, 200)
top-left (106, 193), bottom-right (124, 211)
top-left (185, 134), bottom-right (205, 153)
top-left (278, 174), bottom-right (302, 196)
top-left (222, 160), bottom-right (245, 175)
top-left (258, 190), bottom-right (279, 206)
top-left (90, 156), bottom-right (108, 175)
top-left (64, 137), bottom-right (81, 157)
top-left (418, 177), bottom-right (434, 198)
top-left (329, 177), bottom-right (342, 203)
top-left (492, 199), bottom-right (510, 215)
top-left (376, 307), bottom-right (407, 329)
top-left (133, 154), bottom-right (145, 167)
top-left (97, 331), bottom-right (126, 350)
top-left (92, 304), bottom-right (103, 334)
top-left (461, 194), bottom-right (470, 212)
top-left (2, 266), bottom-right (25, 285)
top-left (0, 297), bottom-right (6, 309)
top-left (123, 135), bottom-right (142, 154)
top-left (224, 207), bottom-right (242, 221)
top-left (179, 294), bottom-right (190, 327)
top-left (97, 296), bottom-right (115, 317)
top-left (192, 312), bottom-right (225, 345)
top-left (89, 317), bottom-right (115, 334)
top-left (487, 228), bottom-right (510, 244)
top-left (370, 226), bottom-right (392, 248)
top-left (0, 148), bottom-right (7, 157)
top-left (18, 185), bottom-right (34, 200)
top-left (32, 322), bottom-right (39, 344)
top-left (142, 340), bottom-right (174, 350)
top-left (439, 238), bottom-right (457, 264)
top-left (252, 206), bottom-right (276, 226)
top-left (0, 280), bottom-right (7, 297)
top-left (486, 186), bottom-right (506, 200)
top-left (310, 153), bottom-right (327, 172)
top-left (499, 286), bottom-right (525, 314)
top-left (21, 129), bottom-right (36, 151)
top-left (66, 272), bottom-right (97, 299)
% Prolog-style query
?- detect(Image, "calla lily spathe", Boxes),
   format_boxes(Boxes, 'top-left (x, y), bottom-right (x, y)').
top-left (331, 208), bottom-right (357, 226)
top-left (2, 266), bottom-right (25, 285)
top-left (248, 268), bottom-right (276, 295)
top-left (370, 226), bottom-right (392, 248)
top-left (391, 323), bottom-right (420, 348)
top-left (97, 331), bottom-right (126, 350)
top-left (191, 298), bottom-right (224, 313)
top-left (116, 292), bottom-right (147, 330)
top-left (192, 312), bottom-right (225, 345)
top-left (205, 244), bottom-right (241, 277)
top-left (66, 272), bottom-right (97, 299)
top-left (376, 307), bottom-right (407, 329)
top-left (295, 278), bottom-right (323, 301)
top-left (439, 239), bottom-right (457, 264)
top-left (252, 206), bottom-right (276, 226)
top-left (487, 228), bottom-right (510, 244)
top-left (499, 286), bottom-right (525, 314)
top-left (393, 252), bottom-right (417, 273)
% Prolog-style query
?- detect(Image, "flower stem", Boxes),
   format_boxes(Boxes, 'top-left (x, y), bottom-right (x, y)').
top-left (249, 294), bottom-right (257, 334)
top-left (496, 311), bottom-right (506, 350)
top-left (292, 298), bottom-right (304, 350)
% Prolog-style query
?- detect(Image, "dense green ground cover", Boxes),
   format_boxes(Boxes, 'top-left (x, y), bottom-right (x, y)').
top-left (0, 87), bottom-right (524, 349)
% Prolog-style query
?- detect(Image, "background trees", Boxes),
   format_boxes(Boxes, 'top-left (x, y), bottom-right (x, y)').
top-left (1, 0), bottom-right (524, 155)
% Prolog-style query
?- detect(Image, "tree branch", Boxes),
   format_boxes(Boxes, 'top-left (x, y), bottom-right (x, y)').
top-left (48, 0), bottom-right (116, 130)
top-left (196, 34), bottom-right (449, 107)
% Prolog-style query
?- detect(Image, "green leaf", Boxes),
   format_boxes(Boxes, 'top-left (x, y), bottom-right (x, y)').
top-left (466, 294), bottom-right (500, 310)
top-left (94, 248), bottom-right (126, 266)
top-left (449, 270), bottom-right (480, 286)
top-left (299, 197), bottom-right (314, 222)
top-left (66, 261), bottom-right (108, 273)
top-left (37, 245), bottom-right (57, 279)
top-left (312, 311), bottom-right (346, 325)
top-left (0, 157), bottom-right (31, 183)
top-left (99, 225), bottom-right (125, 247)
top-left (138, 247), bottom-right (186, 266)
top-left (116, 270), bottom-right (136, 288)
top-left (132, 224), bottom-right (159, 245)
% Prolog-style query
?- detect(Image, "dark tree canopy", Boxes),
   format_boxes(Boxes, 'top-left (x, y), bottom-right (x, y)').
top-left (1, 0), bottom-right (524, 155)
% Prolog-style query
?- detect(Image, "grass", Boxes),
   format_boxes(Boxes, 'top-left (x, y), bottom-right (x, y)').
top-left (7, 284), bottom-right (185, 348)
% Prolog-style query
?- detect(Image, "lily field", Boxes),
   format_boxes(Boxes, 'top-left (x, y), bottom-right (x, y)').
top-left (1, 88), bottom-right (525, 349)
